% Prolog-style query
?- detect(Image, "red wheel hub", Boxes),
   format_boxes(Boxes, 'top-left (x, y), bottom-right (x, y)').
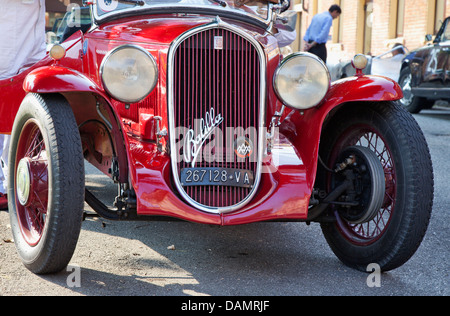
top-left (15, 121), bottom-right (49, 246)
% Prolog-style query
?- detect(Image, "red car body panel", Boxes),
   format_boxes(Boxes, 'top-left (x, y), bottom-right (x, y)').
top-left (24, 66), bottom-right (105, 97)
top-left (0, 13), bottom-right (403, 225)
top-left (0, 59), bottom-right (49, 134)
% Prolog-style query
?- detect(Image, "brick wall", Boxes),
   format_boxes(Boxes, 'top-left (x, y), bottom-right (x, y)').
top-left (339, 0), bottom-right (359, 55)
top-left (371, 0), bottom-right (391, 54)
top-left (403, 0), bottom-right (429, 51)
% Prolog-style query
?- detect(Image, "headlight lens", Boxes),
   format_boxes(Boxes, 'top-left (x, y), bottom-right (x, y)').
top-left (273, 52), bottom-right (330, 110)
top-left (352, 54), bottom-right (368, 70)
top-left (49, 44), bottom-right (66, 61)
top-left (101, 45), bottom-right (158, 103)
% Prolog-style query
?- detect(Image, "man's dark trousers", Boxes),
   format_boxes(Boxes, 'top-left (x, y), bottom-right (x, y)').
top-left (308, 42), bottom-right (327, 63)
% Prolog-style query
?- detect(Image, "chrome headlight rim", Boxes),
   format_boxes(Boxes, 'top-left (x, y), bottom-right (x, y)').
top-left (100, 44), bottom-right (158, 104)
top-left (273, 52), bottom-right (330, 110)
top-left (351, 53), bottom-right (369, 71)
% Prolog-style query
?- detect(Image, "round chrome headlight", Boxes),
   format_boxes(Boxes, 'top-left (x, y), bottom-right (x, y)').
top-left (273, 52), bottom-right (330, 110)
top-left (352, 54), bottom-right (369, 70)
top-left (101, 45), bottom-right (158, 103)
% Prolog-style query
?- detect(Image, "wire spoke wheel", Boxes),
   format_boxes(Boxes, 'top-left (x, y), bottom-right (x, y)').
top-left (15, 121), bottom-right (49, 246)
top-left (329, 126), bottom-right (396, 246)
top-left (319, 102), bottom-right (433, 271)
top-left (8, 94), bottom-right (85, 274)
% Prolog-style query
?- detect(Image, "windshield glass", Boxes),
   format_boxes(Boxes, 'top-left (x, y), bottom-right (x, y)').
top-left (95, 0), bottom-right (270, 21)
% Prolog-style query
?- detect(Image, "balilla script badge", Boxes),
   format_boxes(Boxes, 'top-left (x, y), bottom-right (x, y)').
top-left (183, 107), bottom-right (224, 167)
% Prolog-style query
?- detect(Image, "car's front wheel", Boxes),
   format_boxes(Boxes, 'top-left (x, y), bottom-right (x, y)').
top-left (8, 93), bottom-right (85, 274)
top-left (319, 101), bottom-right (433, 271)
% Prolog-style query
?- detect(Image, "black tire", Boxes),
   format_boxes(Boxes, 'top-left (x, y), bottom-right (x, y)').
top-left (398, 67), bottom-right (433, 113)
top-left (319, 101), bottom-right (433, 272)
top-left (8, 93), bottom-right (85, 274)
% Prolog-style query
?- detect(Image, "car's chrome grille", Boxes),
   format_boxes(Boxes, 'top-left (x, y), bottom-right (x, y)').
top-left (170, 25), bottom-right (263, 212)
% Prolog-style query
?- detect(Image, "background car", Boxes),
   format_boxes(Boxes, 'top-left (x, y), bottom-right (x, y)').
top-left (328, 44), bottom-right (407, 82)
top-left (398, 16), bottom-right (450, 113)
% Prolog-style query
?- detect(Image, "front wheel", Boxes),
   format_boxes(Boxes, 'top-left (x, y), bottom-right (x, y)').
top-left (8, 94), bottom-right (85, 274)
top-left (319, 101), bottom-right (433, 272)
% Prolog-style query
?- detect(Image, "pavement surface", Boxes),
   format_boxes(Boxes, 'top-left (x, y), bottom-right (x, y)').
top-left (0, 105), bottom-right (449, 297)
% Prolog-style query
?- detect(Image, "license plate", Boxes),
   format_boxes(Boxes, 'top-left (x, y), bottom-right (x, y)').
top-left (180, 167), bottom-right (254, 188)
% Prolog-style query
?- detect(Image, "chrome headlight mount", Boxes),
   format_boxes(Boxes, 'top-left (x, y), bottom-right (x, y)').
top-left (100, 45), bottom-right (158, 104)
top-left (273, 52), bottom-right (330, 110)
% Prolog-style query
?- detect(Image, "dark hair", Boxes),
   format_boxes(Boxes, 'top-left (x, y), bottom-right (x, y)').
top-left (329, 4), bottom-right (342, 14)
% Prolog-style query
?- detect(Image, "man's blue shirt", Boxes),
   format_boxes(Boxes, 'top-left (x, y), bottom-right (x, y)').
top-left (303, 11), bottom-right (333, 44)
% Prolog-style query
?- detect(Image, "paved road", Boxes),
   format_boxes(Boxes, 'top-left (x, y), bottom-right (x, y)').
top-left (1, 106), bottom-right (448, 297)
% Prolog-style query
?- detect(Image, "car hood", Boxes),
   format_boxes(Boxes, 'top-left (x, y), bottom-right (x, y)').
top-left (89, 14), bottom-right (267, 47)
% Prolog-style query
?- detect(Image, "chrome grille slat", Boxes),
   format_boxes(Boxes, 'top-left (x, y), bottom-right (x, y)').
top-left (168, 21), bottom-right (265, 213)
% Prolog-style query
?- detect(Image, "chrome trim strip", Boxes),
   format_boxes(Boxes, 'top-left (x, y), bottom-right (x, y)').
top-left (91, 0), bottom-right (273, 28)
top-left (167, 17), bottom-right (267, 214)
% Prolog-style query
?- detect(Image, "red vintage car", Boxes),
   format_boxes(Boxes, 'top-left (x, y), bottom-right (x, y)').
top-left (1, 0), bottom-right (433, 274)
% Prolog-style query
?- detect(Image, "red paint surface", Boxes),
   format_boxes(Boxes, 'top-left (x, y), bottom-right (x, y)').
top-left (0, 13), bottom-right (403, 225)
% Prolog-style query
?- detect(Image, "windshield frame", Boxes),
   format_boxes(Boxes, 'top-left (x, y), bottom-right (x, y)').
top-left (89, 0), bottom-right (274, 30)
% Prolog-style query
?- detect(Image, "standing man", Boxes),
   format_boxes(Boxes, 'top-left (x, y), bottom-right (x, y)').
top-left (303, 4), bottom-right (341, 63)
top-left (0, 0), bottom-right (47, 209)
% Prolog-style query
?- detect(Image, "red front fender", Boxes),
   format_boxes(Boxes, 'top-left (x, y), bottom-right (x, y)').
top-left (23, 65), bottom-right (108, 99)
top-left (326, 75), bottom-right (403, 104)
top-left (23, 65), bottom-right (131, 184)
